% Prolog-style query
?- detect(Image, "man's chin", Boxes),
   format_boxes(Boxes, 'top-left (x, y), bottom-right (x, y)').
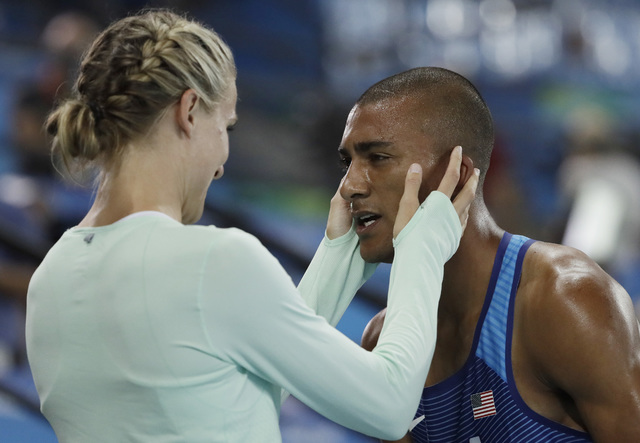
top-left (359, 246), bottom-right (394, 264)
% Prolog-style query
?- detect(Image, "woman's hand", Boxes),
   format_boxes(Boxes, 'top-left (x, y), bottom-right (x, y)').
top-left (326, 178), bottom-right (352, 240)
top-left (393, 146), bottom-right (479, 238)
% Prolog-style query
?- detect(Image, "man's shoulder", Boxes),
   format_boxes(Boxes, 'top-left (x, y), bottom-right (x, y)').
top-left (517, 239), bottom-right (634, 351)
top-left (361, 307), bottom-right (387, 351)
top-left (520, 240), bottom-right (613, 300)
top-left (513, 241), bottom-right (640, 438)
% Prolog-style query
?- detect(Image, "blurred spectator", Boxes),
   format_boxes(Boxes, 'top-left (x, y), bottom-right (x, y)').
top-left (10, 88), bottom-right (55, 178)
top-left (558, 105), bottom-right (640, 310)
top-left (0, 10), bottom-right (99, 367)
top-left (38, 11), bottom-right (101, 99)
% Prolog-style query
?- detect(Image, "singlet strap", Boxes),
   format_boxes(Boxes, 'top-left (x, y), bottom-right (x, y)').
top-left (476, 234), bottom-right (533, 382)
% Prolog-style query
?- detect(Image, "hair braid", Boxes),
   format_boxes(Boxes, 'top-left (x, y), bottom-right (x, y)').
top-left (46, 9), bottom-right (236, 176)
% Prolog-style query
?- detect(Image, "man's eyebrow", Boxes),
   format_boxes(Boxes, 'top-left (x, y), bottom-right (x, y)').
top-left (338, 140), bottom-right (393, 155)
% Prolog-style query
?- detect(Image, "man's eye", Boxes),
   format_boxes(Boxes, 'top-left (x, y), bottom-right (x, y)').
top-left (370, 154), bottom-right (389, 162)
top-left (338, 157), bottom-right (351, 171)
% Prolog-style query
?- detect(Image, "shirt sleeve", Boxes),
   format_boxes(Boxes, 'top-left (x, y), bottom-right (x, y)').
top-left (200, 191), bottom-right (460, 441)
top-left (297, 227), bottom-right (378, 326)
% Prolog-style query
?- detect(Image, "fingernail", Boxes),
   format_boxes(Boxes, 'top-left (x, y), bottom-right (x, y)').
top-left (456, 145), bottom-right (462, 153)
top-left (409, 163), bottom-right (421, 173)
top-left (474, 168), bottom-right (480, 175)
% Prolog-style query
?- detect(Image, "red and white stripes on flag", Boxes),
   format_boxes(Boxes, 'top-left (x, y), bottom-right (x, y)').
top-left (470, 390), bottom-right (497, 419)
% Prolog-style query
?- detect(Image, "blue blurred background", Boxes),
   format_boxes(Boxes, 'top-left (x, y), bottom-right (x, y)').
top-left (1, 0), bottom-right (640, 441)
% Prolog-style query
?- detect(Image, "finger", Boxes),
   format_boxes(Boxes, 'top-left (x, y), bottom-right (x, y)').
top-left (326, 180), bottom-right (352, 240)
top-left (459, 205), bottom-right (470, 232)
top-left (452, 168), bottom-right (479, 229)
top-left (436, 146), bottom-right (463, 198)
top-left (393, 163), bottom-right (422, 238)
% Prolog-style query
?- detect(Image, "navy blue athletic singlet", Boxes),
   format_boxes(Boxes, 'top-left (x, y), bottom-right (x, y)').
top-left (409, 233), bottom-right (592, 443)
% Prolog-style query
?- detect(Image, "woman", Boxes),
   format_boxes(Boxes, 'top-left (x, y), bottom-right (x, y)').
top-left (25, 9), bottom-right (478, 442)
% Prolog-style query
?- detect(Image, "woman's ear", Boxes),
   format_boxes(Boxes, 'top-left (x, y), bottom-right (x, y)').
top-left (453, 154), bottom-right (475, 199)
top-left (176, 89), bottom-right (199, 138)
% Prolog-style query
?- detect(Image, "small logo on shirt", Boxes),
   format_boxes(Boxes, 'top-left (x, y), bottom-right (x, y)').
top-left (409, 415), bottom-right (425, 431)
top-left (83, 233), bottom-right (95, 244)
top-left (470, 390), bottom-right (496, 419)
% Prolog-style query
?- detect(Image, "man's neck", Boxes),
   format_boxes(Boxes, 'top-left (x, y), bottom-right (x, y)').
top-left (439, 202), bottom-right (504, 320)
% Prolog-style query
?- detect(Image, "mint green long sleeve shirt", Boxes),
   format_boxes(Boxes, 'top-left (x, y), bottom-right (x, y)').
top-left (25, 191), bottom-right (460, 442)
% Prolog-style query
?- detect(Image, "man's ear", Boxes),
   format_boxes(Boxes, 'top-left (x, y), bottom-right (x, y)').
top-left (453, 154), bottom-right (475, 199)
top-left (177, 89), bottom-right (199, 138)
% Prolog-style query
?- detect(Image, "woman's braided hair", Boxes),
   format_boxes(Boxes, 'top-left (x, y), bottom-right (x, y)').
top-left (46, 9), bottom-right (236, 173)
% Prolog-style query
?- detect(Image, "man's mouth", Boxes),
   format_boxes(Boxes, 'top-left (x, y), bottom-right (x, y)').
top-left (355, 213), bottom-right (381, 232)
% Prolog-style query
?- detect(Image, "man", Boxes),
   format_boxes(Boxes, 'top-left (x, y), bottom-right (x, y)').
top-left (337, 67), bottom-right (640, 442)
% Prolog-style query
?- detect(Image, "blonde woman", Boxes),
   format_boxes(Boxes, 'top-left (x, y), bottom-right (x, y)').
top-left (25, 10), bottom-right (478, 442)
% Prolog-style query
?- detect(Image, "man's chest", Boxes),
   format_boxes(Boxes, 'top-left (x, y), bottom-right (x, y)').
top-left (424, 304), bottom-right (574, 428)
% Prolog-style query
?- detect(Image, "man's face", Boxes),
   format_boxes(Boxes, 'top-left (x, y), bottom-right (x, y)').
top-left (338, 97), bottom-right (447, 263)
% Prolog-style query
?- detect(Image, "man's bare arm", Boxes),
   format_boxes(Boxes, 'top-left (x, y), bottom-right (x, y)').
top-left (523, 244), bottom-right (640, 442)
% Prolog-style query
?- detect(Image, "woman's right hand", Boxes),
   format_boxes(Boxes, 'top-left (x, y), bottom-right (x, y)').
top-left (326, 177), bottom-right (352, 240)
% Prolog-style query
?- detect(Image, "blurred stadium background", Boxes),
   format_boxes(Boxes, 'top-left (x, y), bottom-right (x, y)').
top-left (1, 0), bottom-right (640, 441)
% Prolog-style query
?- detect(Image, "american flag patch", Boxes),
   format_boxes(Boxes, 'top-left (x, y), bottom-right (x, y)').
top-left (470, 390), bottom-right (496, 419)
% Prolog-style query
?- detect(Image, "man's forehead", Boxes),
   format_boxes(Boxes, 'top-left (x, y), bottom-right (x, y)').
top-left (339, 115), bottom-right (393, 153)
top-left (353, 95), bottom-right (428, 126)
top-left (343, 99), bottom-right (426, 142)
top-left (353, 94), bottom-right (415, 114)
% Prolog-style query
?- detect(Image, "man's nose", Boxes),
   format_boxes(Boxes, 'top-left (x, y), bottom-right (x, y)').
top-left (339, 163), bottom-right (369, 201)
